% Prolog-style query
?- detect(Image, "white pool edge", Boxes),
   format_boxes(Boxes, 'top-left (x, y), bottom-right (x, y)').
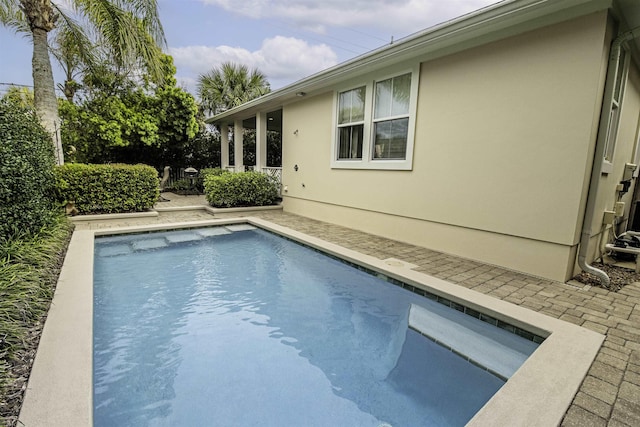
top-left (18, 217), bottom-right (604, 427)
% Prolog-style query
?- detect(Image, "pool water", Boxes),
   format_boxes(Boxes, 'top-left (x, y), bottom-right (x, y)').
top-left (93, 226), bottom-right (538, 426)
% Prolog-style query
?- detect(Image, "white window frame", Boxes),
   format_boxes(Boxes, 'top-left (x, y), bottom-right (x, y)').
top-left (331, 65), bottom-right (420, 170)
top-left (602, 46), bottom-right (629, 174)
top-left (336, 86), bottom-right (367, 160)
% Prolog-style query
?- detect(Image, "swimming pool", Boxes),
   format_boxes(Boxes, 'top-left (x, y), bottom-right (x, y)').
top-left (93, 226), bottom-right (538, 426)
top-left (18, 217), bottom-right (605, 426)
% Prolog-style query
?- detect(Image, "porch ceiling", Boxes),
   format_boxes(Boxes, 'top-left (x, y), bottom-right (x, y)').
top-left (240, 109), bottom-right (282, 133)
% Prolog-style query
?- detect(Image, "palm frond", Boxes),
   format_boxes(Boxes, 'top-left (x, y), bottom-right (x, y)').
top-left (197, 62), bottom-right (271, 115)
top-left (120, 0), bottom-right (165, 47)
top-left (0, 0), bottom-right (30, 35)
top-left (49, 5), bottom-right (97, 78)
top-left (73, 0), bottom-right (165, 82)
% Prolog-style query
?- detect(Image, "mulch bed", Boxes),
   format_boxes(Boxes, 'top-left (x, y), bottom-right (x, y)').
top-left (0, 226), bottom-right (73, 427)
top-left (0, 324), bottom-right (46, 427)
top-left (572, 261), bottom-right (640, 292)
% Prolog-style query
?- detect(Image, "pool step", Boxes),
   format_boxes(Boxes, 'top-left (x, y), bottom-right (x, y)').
top-left (97, 225), bottom-right (258, 256)
top-left (408, 303), bottom-right (538, 379)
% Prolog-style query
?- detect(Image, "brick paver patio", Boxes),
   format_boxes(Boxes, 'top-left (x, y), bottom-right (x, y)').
top-left (74, 193), bottom-right (640, 426)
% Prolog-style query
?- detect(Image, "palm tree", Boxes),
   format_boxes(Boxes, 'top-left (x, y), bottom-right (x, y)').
top-left (50, 25), bottom-right (90, 103)
top-left (0, 0), bottom-right (165, 164)
top-left (197, 62), bottom-right (270, 116)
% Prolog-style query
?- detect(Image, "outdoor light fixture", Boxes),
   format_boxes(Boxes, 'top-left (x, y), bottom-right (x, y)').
top-left (295, 91), bottom-right (306, 97)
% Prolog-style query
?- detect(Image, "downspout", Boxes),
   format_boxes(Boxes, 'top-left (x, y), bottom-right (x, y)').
top-left (578, 28), bottom-right (639, 286)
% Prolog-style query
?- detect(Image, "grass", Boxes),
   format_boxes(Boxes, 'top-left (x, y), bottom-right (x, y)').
top-left (0, 216), bottom-right (74, 427)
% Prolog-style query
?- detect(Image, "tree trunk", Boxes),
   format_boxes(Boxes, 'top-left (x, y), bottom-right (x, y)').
top-left (32, 26), bottom-right (64, 164)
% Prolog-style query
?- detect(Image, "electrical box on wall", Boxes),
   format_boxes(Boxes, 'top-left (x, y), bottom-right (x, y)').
top-left (603, 210), bottom-right (616, 225)
top-left (615, 201), bottom-right (625, 217)
top-left (623, 163), bottom-right (637, 181)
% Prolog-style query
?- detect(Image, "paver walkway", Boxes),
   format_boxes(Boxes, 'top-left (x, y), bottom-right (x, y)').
top-left (75, 193), bottom-right (640, 426)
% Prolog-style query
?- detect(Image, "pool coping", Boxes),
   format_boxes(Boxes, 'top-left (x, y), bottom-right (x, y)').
top-left (18, 217), bottom-right (604, 427)
top-left (69, 203), bottom-right (283, 222)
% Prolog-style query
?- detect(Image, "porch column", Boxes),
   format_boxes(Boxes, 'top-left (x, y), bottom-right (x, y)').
top-left (256, 112), bottom-right (267, 173)
top-left (234, 119), bottom-right (244, 172)
top-left (220, 124), bottom-right (229, 169)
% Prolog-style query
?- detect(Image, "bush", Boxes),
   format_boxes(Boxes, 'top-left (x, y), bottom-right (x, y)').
top-left (204, 171), bottom-right (279, 208)
top-left (167, 178), bottom-right (200, 195)
top-left (197, 168), bottom-right (230, 192)
top-left (167, 179), bottom-right (193, 192)
top-left (200, 167), bottom-right (230, 179)
top-left (55, 163), bottom-right (159, 214)
top-left (0, 99), bottom-right (57, 238)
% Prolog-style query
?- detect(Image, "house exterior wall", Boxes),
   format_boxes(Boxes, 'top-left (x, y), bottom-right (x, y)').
top-left (619, 64), bottom-right (640, 211)
top-left (279, 12), bottom-right (613, 282)
top-left (584, 56), bottom-right (640, 267)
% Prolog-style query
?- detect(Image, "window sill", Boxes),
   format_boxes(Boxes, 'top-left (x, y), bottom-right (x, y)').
top-left (331, 159), bottom-right (413, 171)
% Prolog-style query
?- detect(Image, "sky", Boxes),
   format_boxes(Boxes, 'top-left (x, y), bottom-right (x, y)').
top-left (0, 0), bottom-right (501, 98)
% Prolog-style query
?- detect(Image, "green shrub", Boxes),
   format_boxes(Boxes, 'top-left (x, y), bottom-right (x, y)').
top-left (166, 178), bottom-right (200, 195)
top-left (200, 167), bottom-right (230, 178)
top-left (197, 168), bottom-right (230, 192)
top-left (0, 99), bottom-right (57, 238)
top-left (168, 179), bottom-right (192, 192)
top-left (55, 163), bottom-right (159, 214)
top-left (204, 171), bottom-right (279, 208)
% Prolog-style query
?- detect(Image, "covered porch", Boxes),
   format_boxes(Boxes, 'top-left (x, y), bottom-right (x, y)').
top-left (218, 108), bottom-right (283, 183)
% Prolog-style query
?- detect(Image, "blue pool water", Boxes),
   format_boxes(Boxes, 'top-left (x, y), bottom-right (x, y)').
top-left (93, 226), bottom-right (538, 426)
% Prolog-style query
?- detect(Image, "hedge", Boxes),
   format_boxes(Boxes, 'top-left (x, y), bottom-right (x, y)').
top-left (0, 99), bottom-right (57, 238)
top-left (204, 171), bottom-right (279, 208)
top-left (196, 168), bottom-right (230, 192)
top-left (200, 167), bottom-right (230, 180)
top-left (55, 163), bottom-right (159, 214)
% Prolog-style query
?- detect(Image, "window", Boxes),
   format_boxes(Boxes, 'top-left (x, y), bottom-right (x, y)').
top-left (373, 74), bottom-right (411, 160)
top-left (337, 87), bottom-right (365, 159)
top-left (603, 47), bottom-right (628, 166)
top-left (331, 66), bottom-right (419, 170)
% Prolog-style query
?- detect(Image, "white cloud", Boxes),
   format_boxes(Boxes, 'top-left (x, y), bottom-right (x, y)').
top-left (199, 0), bottom-right (500, 34)
top-left (170, 0), bottom-right (501, 93)
top-left (259, 36), bottom-right (337, 79)
top-left (169, 36), bottom-right (337, 90)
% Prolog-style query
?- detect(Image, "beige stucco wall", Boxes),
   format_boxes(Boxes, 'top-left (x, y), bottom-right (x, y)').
top-left (280, 12), bottom-right (613, 282)
top-left (583, 58), bottom-right (640, 267)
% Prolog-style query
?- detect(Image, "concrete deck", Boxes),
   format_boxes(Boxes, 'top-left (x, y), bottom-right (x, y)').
top-left (30, 194), bottom-right (640, 426)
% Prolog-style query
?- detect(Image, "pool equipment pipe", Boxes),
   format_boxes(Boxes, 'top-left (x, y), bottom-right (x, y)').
top-left (578, 28), bottom-right (639, 286)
